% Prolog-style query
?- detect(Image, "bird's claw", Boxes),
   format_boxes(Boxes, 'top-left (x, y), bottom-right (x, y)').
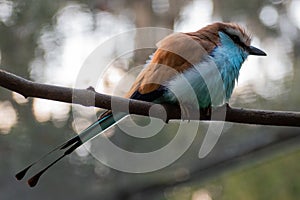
top-left (200, 106), bottom-right (212, 119)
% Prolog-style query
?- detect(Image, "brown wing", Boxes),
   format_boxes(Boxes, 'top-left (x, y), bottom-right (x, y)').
top-left (125, 32), bottom-right (216, 98)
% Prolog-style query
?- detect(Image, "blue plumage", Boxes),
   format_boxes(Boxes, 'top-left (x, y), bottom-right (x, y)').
top-left (163, 31), bottom-right (249, 108)
top-left (212, 31), bottom-right (249, 100)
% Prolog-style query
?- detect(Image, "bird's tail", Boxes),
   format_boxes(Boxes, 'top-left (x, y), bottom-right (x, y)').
top-left (15, 111), bottom-right (126, 187)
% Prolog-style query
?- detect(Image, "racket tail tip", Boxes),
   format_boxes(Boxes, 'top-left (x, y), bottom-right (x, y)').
top-left (15, 165), bottom-right (32, 180)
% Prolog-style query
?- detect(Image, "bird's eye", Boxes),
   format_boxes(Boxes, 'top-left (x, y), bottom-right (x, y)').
top-left (232, 35), bottom-right (240, 42)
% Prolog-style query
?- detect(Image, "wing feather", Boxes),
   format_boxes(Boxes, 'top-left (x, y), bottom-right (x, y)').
top-left (125, 32), bottom-right (215, 99)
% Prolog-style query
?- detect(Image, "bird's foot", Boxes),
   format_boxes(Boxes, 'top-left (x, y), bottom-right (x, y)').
top-left (200, 106), bottom-right (212, 119)
top-left (225, 103), bottom-right (231, 109)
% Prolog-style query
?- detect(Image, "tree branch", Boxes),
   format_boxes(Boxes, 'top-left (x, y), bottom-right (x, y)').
top-left (1, 69), bottom-right (300, 127)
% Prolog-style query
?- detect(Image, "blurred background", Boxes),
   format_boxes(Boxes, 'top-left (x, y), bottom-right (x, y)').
top-left (0, 0), bottom-right (300, 199)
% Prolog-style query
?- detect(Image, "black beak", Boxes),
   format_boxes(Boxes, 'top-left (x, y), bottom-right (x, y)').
top-left (248, 46), bottom-right (267, 56)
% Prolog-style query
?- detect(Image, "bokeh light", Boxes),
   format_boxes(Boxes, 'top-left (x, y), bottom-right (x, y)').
top-left (174, 0), bottom-right (214, 32)
top-left (0, 101), bottom-right (17, 134)
top-left (33, 98), bottom-right (70, 127)
top-left (0, 0), bottom-right (13, 25)
top-left (288, 0), bottom-right (300, 29)
top-left (12, 92), bottom-right (28, 104)
top-left (259, 5), bottom-right (279, 27)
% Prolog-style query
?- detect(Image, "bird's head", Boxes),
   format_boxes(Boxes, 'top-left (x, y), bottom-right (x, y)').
top-left (200, 22), bottom-right (267, 57)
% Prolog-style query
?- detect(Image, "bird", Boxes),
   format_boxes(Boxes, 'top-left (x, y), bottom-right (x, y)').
top-left (15, 22), bottom-right (266, 187)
